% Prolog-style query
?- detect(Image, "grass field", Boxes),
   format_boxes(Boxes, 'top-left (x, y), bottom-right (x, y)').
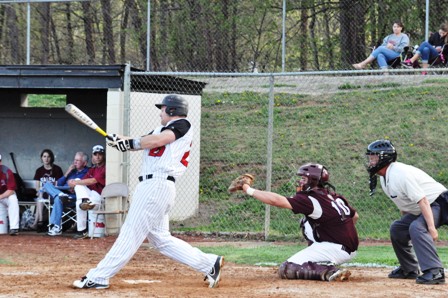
top-left (33, 78), bottom-right (448, 241)
top-left (194, 78), bottom-right (448, 240)
top-left (198, 242), bottom-right (448, 268)
top-left (26, 77), bottom-right (448, 280)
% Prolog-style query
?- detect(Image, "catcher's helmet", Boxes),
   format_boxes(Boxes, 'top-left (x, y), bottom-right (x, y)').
top-left (297, 163), bottom-right (329, 191)
top-left (155, 94), bottom-right (188, 116)
top-left (365, 139), bottom-right (397, 175)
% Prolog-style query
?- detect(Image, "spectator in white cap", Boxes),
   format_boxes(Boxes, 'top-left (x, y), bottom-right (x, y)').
top-left (68, 145), bottom-right (106, 239)
top-left (0, 153), bottom-right (20, 235)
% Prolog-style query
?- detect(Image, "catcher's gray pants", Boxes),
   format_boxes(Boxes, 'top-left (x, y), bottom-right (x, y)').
top-left (390, 202), bottom-right (443, 273)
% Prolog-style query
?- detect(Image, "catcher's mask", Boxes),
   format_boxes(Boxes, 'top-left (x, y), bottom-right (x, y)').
top-left (297, 163), bottom-right (329, 191)
top-left (155, 94), bottom-right (189, 116)
top-left (365, 139), bottom-right (397, 196)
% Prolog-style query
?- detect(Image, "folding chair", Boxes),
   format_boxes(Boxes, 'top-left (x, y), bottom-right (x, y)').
top-left (90, 182), bottom-right (129, 238)
top-left (387, 46), bottom-right (412, 69)
top-left (429, 44), bottom-right (448, 70)
top-left (60, 199), bottom-right (77, 232)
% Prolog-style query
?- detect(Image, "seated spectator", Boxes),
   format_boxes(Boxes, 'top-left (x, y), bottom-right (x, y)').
top-left (0, 153), bottom-right (20, 236)
top-left (31, 149), bottom-right (64, 231)
top-left (68, 145), bottom-right (106, 239)
top-left (353, 20), bottom-right (409, 72)
top-left (45, 152), bottom-right (90, 236)
top-left (402, 23), bottom-right (448, 74)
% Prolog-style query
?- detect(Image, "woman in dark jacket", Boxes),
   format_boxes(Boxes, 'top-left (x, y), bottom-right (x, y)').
top-left (402, 23), bottom-right (448, 74)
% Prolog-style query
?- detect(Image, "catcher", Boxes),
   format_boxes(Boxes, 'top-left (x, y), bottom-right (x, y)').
top-left (229, 163), bottom-right (359, 281)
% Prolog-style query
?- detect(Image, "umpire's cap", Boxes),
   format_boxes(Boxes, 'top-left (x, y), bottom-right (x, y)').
top-left (155, 94), bottom-right (188, 116)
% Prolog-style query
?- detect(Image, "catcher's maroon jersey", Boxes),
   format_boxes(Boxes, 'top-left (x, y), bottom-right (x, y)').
top-left (287, 189), bottom-right (359, 253)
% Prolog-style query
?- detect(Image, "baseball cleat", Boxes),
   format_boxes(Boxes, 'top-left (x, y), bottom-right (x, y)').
top-left (73, 276), bottom-right (109, 289)
top-left (9, 229), bottom-right (19, 236)
top-left (73, 230), bottom-right (89, 239)
top-left (328, 269), bottom-right (351, 282)
top-left (47, 225), bottom-right (62, 236)
top-left (79, 199), bottom-right (95, 211)
top-left (205, 256), bottom-right (224, 288)
top-left (388, 267), bottom-right (419, 279)
top-left (416, 269), bottom-right (445, 284)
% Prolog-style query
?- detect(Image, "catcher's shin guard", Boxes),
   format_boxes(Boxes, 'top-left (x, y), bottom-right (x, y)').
top-left (278, 261), bottom-right (338, 281)
top-left (278, 262), bottom-right (302, 279)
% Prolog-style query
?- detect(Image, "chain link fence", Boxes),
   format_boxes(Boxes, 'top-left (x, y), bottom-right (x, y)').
top-left (0, 0), bottom-right (446, 71)
top-left (128, 69), bottom-right (448, 241)
top-left (1, 0), bottom-right (446, 241)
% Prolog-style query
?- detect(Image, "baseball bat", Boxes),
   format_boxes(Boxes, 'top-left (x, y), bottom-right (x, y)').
top-left (65, 104), bottom-right (113, 140)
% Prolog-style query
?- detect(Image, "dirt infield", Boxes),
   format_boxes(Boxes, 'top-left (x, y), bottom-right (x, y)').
top-left (1, 233), bottom-right (447, 298)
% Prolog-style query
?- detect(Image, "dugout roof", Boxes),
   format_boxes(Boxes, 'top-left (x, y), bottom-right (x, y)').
top-left (0, 64), bottom-right (206, 94)
top-left (0, 64), bottom-right (205, 180)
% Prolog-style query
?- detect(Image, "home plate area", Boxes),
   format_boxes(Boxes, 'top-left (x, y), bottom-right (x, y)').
top-left (0, 235), bottom-right (446, 297)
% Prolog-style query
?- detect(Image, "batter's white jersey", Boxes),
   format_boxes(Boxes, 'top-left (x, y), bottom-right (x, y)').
top-left (141, 118), bottom-right (192, 179)
top-left (83, 116), bottom-right (218, 286)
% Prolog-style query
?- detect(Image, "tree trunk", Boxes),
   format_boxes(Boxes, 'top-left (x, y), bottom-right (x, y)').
top-left (299, 3), bottom-right (308, 71)
top-left (81, 1), bottom-right (96, 63)
top-left (321, 0), bottom-right (334, 69)
top-left (0, 6), bottom-right (5, 61)
top-left (216, 0), bottom-right (230, 72)
top-left (50, 17), bottom-right (61, 63)
top-left (38, 3), bottom-right (51, 64)
top-left (5, 6), bottom-right (20, 63)
top-left (100, 0), bottom-right (116, 64)
top-left (339, 0), bottom-right (366, 67)
top-left (120, 0), bottom-right (130, 63)
top-left (309, 1), bottom-right (319, 70)
top-left (128, 0), bottom-right (146, 67)
top-left (65, 3), bottom-right (75, 64)
top-left (155, 0), bottom-right (168, 71)
top-left (231, 2), bottom-right (238, 71)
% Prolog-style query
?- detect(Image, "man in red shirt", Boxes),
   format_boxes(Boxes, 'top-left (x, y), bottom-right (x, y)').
top-left (0, 154), bottom-right (20, 235)
top-left (68, 145), bottom-right (106, 239)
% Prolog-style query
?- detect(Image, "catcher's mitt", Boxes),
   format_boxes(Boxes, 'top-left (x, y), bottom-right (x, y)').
top-left (228, 174), bottom-right (255, 193)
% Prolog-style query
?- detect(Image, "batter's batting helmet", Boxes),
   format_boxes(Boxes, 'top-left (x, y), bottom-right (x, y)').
top-left (155, 94), bottom-right (188, 116)
top-left (297, 163), bottom-right (329, 191)
top-left (365, 139), bottom-right (397, 175)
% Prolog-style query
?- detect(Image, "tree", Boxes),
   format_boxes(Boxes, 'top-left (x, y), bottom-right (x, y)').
top-left (38, 3), bottom-right (51, 64)
top-left (100, 0), bottom-right (116, 64)
top-left (5, 5), bottom-right (20, 63)
top-left (64, 3), bottom-right (75, 64)
top-left (81, 1), bottom-right (96, 63)
top-left (339, 0), bottom-right (366, 67)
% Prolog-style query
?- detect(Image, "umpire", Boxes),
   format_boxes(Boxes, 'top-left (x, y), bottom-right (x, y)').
top-left (366, 139), bottom-right (447, 285)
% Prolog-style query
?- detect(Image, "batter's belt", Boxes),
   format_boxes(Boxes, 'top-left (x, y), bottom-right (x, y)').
top-left (138, 174), bottom-right (175, 183)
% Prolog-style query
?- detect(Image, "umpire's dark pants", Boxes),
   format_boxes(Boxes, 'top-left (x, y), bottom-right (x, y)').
top-left (389, 202), bottom-right (443, 273)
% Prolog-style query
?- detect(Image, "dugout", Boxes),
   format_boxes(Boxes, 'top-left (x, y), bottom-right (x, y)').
top-left (0, 64), bottom-right (206, 225)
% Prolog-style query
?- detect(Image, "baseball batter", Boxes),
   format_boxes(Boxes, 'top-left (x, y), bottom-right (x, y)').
top-left (73, 94), bottom-right (223, 289)
top-left (230, 163), bottom-right (359, 281)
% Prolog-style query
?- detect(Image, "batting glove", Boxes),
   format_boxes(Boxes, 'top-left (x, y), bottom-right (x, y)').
top-left (106, 134), bottom-right (120, 150)
top-left (106, 134), bottom-right (135, 152)
top-left (115, 139), bottom-right (134, 152)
